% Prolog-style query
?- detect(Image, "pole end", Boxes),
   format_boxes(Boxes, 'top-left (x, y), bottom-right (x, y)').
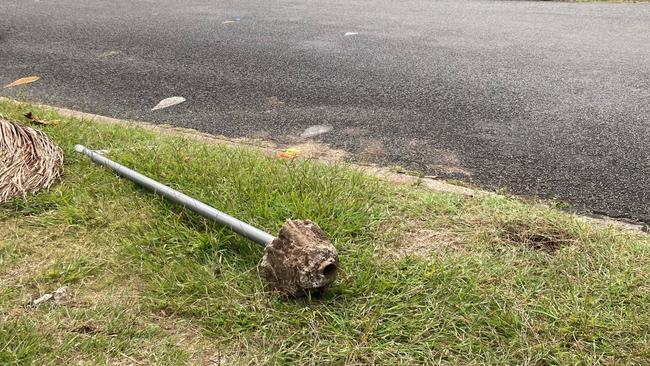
top-left (74, 144), bottom-right (85, 153)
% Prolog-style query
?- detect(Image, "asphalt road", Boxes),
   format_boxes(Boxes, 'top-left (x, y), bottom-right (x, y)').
top-left (2, 0), bottom-right (649, 222)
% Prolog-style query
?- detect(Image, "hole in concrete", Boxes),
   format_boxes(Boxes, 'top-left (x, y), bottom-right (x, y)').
top-left (322, 263), bottom-right (337, 279)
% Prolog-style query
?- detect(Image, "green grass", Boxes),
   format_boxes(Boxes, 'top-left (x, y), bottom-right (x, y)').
top-left (2, 100), bottom-right (650, 365)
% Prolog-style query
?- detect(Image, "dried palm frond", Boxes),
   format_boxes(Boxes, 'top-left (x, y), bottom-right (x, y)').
top-left (0, 117), bottom-right (63, 203)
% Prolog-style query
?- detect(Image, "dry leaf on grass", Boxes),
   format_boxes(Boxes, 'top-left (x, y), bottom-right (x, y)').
top-left (24, 111), bottom-right (60, 125)
top-left (277, 147), bottom-right (301, 158)
top-left (0, 118), bottom-right (64, 203)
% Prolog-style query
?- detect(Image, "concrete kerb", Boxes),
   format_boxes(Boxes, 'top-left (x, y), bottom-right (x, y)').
top-left (2, 97), bottom-right (646, 234)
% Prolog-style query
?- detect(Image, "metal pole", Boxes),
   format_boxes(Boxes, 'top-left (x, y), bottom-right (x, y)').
top-left (74, 145), bottom-right (276, 246)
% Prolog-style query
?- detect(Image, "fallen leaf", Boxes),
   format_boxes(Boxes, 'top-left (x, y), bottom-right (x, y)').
top-left (24, 111), bottom-right (59, 125)
top-left (4, 76), bottom-right (40, 88)
top-left (277, 147), bottom-right (301, 158)
top-left (151, 96), bottom-right (186, 111)
top-left (300, 124), bottom-right (333, 138)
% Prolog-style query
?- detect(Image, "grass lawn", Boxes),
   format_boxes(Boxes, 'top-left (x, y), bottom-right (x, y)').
top-left (1, 99), bottom-right (650, 365)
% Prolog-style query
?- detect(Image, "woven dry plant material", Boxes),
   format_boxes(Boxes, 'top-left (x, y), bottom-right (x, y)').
top-left (0, 118), bottom-right (63, 203)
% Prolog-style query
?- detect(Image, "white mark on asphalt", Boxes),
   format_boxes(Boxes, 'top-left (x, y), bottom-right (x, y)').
top-left (344, 32), bottom-right (358, 36)
top-left (301, 124), bottom-right (333, 138)
top-left (151, 96), bottom-right (186, 111)
top-left (223, 16), bottom-right (241, 24)
top-left (100, 50), bottom-right (121, 58)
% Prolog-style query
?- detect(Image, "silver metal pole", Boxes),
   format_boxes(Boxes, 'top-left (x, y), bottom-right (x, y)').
top-left (74, 144), bottom-right (276, 246)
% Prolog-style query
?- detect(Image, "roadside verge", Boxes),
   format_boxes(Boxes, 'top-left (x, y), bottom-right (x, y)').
top-left (2, 99), bottom-right (649, 365)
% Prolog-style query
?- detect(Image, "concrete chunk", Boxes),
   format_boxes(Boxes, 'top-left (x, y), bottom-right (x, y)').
top-left (261, 220), bottom-right (339, 296)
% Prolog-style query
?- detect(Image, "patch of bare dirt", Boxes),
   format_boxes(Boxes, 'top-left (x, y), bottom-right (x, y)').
top-left (405, 139), bottom-right (472, 177)
top-left (366, 166), bottom-right (477, 196)
top-left (151, 314), bottom-right (226, 365)
top-left (390, 228), bottom-right (463, 259)
top-left (498, 220), bottom-right (578, 254)
top-left (288, 141), bottom-right (348, 162)
top-left (357, 138), bottom-right (385, 162)
top-left (427, 164), bottom-right (473, 177)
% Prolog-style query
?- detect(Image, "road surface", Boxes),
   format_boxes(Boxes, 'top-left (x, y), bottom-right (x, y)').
top-left (1, 0), bottom-right (649, 222)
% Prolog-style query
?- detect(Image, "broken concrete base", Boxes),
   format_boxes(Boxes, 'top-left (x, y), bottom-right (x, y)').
top-left (261, 220), bottom-right (339, 297)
